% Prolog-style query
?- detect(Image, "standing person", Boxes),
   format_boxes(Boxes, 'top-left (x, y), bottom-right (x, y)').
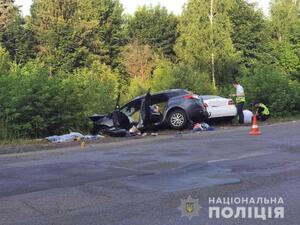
top-left (232, 81), bottom-right (246, 124)
top-left (253, 101), bottom-right (270, 121)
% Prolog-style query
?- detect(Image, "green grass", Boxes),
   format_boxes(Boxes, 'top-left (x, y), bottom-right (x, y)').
top-left (0, 123), bottom-right (47, 147)
top-left (0, 138), bottom-right (47, 147)
top-left (264, 114), bottom-right (300, 124)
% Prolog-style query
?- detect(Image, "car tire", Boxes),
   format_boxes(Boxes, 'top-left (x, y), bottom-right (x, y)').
top-left (167, 109), bottom-right (187, 130)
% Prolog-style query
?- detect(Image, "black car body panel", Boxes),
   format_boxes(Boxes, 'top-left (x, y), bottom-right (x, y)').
top-left (90, 89), bottom-right (209, 133)
top-left (90, 114), bottom-right (114, 128)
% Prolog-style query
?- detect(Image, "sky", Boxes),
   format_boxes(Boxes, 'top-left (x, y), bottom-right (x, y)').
top-left (15, 0), bottom-right (271, 16)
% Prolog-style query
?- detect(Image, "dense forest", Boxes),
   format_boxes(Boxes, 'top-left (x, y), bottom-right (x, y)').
top-left (0, 0), bottom-right (300, 139)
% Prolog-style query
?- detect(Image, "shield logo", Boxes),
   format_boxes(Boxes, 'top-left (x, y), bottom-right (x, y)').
top-left (178, 195), bottom-right (201, 220)
top-left (186, 202), bottom-right (194, 214)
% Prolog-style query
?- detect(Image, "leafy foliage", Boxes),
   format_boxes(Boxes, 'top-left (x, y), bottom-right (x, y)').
top-left (0, 60), bottom-right (118, 138)
top-left (175, 0), bottom-right (240, 84)
top-left (151, 60), bottom-right (217, 94)
top-left (120, 39), bottom-right (155, 80)
top-left (239, 65), bottom-right (300, 116)
top-left (0, 0), bottom-right (36, 63)
top-left (229, 0), bottom-right (273, 68)
top-left (0, 46), bottom-right (10, 73)
top-left (273, 41), bottom-right (300, 77)
top-left (29, 0), bottom-right (125, 73)
top-left (270, 0), bottom-right (300, 43)
top-left (127, 5), bottom-right (178, 58)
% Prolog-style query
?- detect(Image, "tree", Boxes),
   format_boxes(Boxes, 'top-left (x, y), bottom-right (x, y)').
top-left (151, 60), bottom-right (216, 94)
top-left (29, 0), bottom-right (83, 73)
top-left (270, 0), bottom-right (300, 43)
top-left (229, 0), bottom-right (273, 68)
top-left (29, 0), bottom-right (125, 73)
top-left (119, 39), bottom-right (154, 80)
top-left (239, 65), bottom-right (300, 116)
top-left (270, 0), bottom-right (300, 78)
top-left (273, 41), bottom-right (300, 78)
top-left (0, 0), bottom-right (17, 26)
top-left (92, 0), bottom-right (126, 67)
top-left (0, 45), bottom-right (11, 74)
top-left (127, 5), bottom-right (178, 59)
top-left (0, 0), bottom-right (36, 63)
top-left (175, 0), bottom-right (239, 85)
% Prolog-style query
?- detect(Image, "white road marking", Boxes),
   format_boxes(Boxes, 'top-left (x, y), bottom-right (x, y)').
top-left (207, 158), bottom-right (230, 163)
top-left (207, 151), bottom-right (274, 163)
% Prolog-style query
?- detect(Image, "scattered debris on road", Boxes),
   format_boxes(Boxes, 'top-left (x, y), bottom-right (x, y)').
top-left (193, 123), bottom-right (215, 132)
top-left (129, 126), bottom-right (142, 136)
top-left (46, 132), bottom-right (103, 143)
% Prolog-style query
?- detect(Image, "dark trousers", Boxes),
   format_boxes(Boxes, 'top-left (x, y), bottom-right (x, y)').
top-left (257, 114), bottom-right (269, 121)
top-left (237, 102), bottom-right (244, 124)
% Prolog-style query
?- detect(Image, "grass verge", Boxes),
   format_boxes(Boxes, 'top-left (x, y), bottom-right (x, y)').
top-left (0, 138), bottom-right (47, 148)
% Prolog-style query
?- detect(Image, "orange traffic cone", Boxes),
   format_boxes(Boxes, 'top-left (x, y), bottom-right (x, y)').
top-left (249, 115), bottom-right (261, 135)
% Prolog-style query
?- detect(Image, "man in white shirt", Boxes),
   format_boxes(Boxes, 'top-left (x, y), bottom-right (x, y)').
top-left (232, 81), bottom-right (246, 124)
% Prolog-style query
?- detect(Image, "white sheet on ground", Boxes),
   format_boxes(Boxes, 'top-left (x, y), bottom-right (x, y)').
top-left (243, 110), bottom-right (253, 124)
top-left (46, 132), bottom-right (102, 143)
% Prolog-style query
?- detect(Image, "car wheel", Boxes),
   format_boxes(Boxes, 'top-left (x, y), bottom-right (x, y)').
top-left (168, 109), bottom-right (187, 130)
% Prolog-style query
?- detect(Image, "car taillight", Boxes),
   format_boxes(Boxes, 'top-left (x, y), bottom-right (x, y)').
top-left (184, 94), bottom-right (200, 100)
top-left (204, 103), bottom-right (208, 108)
top-left (228, 99), bottom-right (234, 105)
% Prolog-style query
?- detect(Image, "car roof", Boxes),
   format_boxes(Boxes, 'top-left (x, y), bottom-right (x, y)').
top-left (121, 89), bottom-right (189, 109)
top-left (132, 89), bottom-right (189, 101)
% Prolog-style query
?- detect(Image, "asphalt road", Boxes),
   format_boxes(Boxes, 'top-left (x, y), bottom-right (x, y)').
top-left (0, 121), bottom-right (299, 225)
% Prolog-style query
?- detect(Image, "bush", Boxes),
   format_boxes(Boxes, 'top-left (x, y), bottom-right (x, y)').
top-left (151, 61), bottom-right (216, 95)
top-left (71, 61), bottom-right (119, 115)
top-left (0, 60), bottom-right (119, 139)
top-left (172, 63), bottom-right (217, 94)
top-left (0, 122), bottom-right (15, 141)
top-left (125, 77), bottom-right (151, 102)
top-left (151, 59), bottom-right (176, 92)
top-left (239, 65), bottom-right (300, 116)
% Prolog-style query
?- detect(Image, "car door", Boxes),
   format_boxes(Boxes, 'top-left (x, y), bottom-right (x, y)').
top-left (139, 92), bottom-right (152, 127)
top-left (111, 94), bottom-right (131, 130)
top-left (205, 96), bottom-right (229, 118)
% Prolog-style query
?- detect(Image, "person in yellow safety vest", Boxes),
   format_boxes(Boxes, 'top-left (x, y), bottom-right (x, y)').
top-left (253, 101), bottom-right (270, 121)
top-left (231, 81), bottom-right (246, 124)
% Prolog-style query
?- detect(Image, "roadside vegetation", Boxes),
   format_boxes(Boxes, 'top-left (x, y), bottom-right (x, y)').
top-left (0, 0), bottom-right (300, 140)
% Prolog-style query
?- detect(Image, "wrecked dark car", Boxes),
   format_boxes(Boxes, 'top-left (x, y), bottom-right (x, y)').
top-left (90, 89), bottom-right (209, 136)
